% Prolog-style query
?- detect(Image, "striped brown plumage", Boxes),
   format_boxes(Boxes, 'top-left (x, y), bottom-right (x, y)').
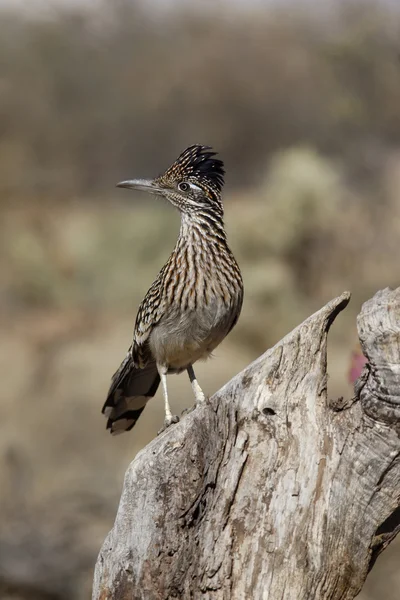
top-left (103, 145), bottom-right (243, 434)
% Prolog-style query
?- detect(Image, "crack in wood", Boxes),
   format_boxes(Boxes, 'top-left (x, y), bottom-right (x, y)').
top-left (93, 289), bottom-right (400, 600)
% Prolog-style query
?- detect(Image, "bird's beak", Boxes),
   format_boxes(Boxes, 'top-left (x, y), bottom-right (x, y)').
top-left (116, 179), bottom-right (161, 195)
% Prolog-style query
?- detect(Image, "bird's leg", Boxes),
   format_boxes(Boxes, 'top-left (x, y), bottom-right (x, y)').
top-left (157, 363), bottom-right (179, 433)
top-left (187, 365), bottom-right (206, 406)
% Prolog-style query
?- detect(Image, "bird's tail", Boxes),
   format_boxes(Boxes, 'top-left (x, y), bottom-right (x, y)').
top-left (102, 355), bottom-right (160, 435)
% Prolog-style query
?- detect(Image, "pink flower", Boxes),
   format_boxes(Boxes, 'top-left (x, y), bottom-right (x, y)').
top-left (348, 349), bottom-right (368, 384)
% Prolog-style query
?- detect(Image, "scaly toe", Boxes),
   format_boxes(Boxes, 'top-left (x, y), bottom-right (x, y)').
top-left (181, 405), bottom-right (195, 417)
top-left (157, 414), bottom-right (179, 435)
top-left (195, 394), bottom-right (209, 407)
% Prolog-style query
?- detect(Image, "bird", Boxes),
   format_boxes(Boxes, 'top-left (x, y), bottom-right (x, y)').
top-left (102, 145), bottom-right (243, 435)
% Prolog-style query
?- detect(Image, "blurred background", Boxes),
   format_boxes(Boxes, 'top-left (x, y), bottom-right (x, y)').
top-left (0, 0), bottom-right (399, 598)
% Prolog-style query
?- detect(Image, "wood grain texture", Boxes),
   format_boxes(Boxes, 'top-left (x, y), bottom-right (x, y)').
top-left (93, 288), bottom-right (400, 600)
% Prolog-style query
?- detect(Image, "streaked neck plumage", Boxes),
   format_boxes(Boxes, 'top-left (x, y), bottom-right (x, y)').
top-left (163, 202), bottom-right (239, 313)
top-left (178, 203), bottom-right (227, 249)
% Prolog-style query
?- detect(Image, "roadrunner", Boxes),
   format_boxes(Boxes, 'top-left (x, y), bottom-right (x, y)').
top-left (103, 145), bottom-right (243, 434)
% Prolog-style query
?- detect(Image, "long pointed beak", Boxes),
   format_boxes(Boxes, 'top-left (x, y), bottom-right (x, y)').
top-left (116, 178), bottom-right (159, 194)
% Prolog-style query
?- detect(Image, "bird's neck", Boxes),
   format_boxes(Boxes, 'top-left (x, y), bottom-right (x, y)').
top-left (178, 209), bottom-right (227, 246)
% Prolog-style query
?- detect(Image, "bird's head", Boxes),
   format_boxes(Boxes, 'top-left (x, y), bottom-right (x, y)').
top-left (117, 145), bottom-right (225, 217)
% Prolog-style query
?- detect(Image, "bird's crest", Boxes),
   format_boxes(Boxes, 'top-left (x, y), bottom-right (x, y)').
top-left (157, 145), bottom-right (225, 195)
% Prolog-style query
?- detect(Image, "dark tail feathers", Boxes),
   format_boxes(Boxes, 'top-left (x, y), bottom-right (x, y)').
top-left (102, 355), bottom-right (160, 435)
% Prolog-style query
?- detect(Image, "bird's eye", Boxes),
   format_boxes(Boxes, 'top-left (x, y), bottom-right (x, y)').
top-left (178, 181), bottom-right (190, 192)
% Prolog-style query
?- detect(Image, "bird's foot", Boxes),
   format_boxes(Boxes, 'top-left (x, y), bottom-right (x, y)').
top-left (181, 405), bottom-right (195, 417)
top-left (181, 394), bottom-right (209, 418)
top-left (157, 414), bottom-right (179, 435)
top-left (191, 379), bottom-right (207, 406)
top-left (195, 391), bottom-right (208, 407)
top-left (183, 396), bottom-right (210, 418)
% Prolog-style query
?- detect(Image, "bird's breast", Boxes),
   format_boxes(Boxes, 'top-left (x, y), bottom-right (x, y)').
top-left (147, 235), bottom-right (243, 370)
top-left (148, 296), bottom-right (238, 371)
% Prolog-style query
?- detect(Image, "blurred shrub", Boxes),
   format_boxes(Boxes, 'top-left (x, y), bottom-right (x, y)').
top-left (0, 202), bottom-right (178, 311)
top-left (0, 1), bottom-right (399, 201)
top-left (229, 148), bottom-right (343, 348)
top-left (0, 3), bottom-right (400, 598)
top-left (235, 147), bottom-right (341, 256)
top-left (2, 143), bottom-right (399, 352)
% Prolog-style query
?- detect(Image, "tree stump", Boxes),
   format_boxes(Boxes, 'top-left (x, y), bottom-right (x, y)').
top-left (93, 288), bottom-right (400, 600)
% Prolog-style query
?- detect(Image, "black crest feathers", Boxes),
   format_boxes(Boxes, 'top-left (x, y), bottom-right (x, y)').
top-left (162, 145), bottom-right (225, 193)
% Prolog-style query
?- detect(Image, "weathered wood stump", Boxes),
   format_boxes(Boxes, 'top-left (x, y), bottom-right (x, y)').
top-left (93, 288), bottom-right (400, 600)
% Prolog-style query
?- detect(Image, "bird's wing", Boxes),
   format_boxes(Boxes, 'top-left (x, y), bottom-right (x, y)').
top-left (101, 268), bottom-right (168, 434)
top-left (132, 267), bottom-right (167, 367)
